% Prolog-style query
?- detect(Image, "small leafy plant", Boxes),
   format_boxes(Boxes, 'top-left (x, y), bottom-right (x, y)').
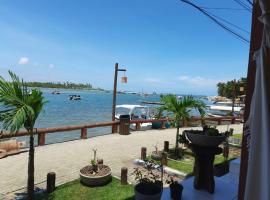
top-left (133, 160), bottom-right (162, 187)
top-left (203, 125), bottom-right (220, 136)
top-left (91, 149), bottom-right (98, 172)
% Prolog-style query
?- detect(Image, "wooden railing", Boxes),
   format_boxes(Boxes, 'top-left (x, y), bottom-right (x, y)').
top-left (0, 116), bottom-right (241, 146)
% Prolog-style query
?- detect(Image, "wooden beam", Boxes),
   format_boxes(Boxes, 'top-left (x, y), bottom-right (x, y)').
top-left (238, 2), bottom-right (263, 200)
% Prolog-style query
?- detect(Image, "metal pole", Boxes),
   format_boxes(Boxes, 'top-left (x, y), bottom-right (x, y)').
top-left (232, 79), bottom-right (236, 115)
top-left (112, 63), bottom-right (118, 133)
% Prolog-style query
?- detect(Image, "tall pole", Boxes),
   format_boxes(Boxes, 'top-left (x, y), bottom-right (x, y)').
top-left (238, 2), bottom-right (263, 199)
top-left (232, 79), bottom-right (236, 115)
top-left (112, 63), bottom-right (118, 133)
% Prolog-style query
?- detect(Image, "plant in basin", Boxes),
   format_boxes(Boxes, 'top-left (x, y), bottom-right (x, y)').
top-left (133, 160), bottom-right (163, 200)
top-left (80, 149), bottom-right (112, 186)
top-left (151, 144), bottom-right (162, 161)
top-left (184, 125), bottom-right (227, 147)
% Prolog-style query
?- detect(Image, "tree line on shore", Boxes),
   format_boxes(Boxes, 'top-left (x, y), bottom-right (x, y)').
top-left (217, 77), bottom-right (247, 99)
top-left (24, 81), bottom-right (104, 90)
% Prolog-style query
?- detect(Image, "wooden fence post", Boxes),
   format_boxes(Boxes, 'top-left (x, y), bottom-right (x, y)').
top-left (183, 119), bottom-right (188, 127)
top-left (218, 119), bottom-right (222, 125)
top-left (81, 128), bottom-right (87, 139)
top-left (38, 133), bottom-right (45, 146)
top-left (136, 123), bottom-right (141, 131)
top-left (231, 117), bottom-right (236, 124)
top-left (164, 141), bottom-right (169, 152)
top-left (161, 121), bottom-right (166, 129)
top-left (47, 172), bottom-right (56, 193)
top-left (161, 152), bottom-right (168, 166)
top-left (121, 167), bottom-right (128, 185)
top-left (141, 147), bottom-right (147, 160)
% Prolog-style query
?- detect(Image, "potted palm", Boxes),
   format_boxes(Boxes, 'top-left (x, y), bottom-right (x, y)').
top-left (133, 161), bottom-right (163, 200)
top-left (0, 71), bottom-right (47, 199)
top-left (158, 95), bottom-right (206, 158)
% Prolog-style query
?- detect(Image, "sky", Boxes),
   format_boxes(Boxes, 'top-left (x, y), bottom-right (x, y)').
top-left (0, 0), bottom-right (252, 95)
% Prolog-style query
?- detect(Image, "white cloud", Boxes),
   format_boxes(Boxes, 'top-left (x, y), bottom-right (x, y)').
top-left (177, 75), bottom-right (222, 87)
top-left (145, 78), bottom-right (161, 83)
top-left (18, 57), bottom-right (29, 65)
top-left (178, 76), bottom-right (189, 81)
top-left (48, 64), bottom-right (54, 69)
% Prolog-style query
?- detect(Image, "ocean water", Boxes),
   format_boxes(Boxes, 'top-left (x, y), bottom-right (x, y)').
top-left (1, 88), bottom-right (211, 145)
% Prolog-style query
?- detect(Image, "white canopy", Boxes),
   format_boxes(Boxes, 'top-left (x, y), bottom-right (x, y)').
top-left (244, 1), bottom-right (270, 199)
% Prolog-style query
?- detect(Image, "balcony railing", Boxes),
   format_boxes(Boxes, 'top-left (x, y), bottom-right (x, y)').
top-left (0, 116), bottom-right (241, 146)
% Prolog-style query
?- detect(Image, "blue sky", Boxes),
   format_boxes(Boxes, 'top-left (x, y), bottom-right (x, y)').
top-left (0, 0), bottom-right (251, 95)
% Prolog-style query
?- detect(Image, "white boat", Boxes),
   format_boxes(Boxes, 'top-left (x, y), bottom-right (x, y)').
top-left (206, 104), bottom-right (244, 117)
top-left (213, 101), bottom-right (245, 107)
top-left (69, 95), bottom-right (82, 100)
top-left (52, 91), bottom-right (60, 95)
top-left (115, 105), bottom-right (153, 130)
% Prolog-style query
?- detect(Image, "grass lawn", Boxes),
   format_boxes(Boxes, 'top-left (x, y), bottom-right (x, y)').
top-left (149, 148), bottom-right (237, 175)
top-left (231, 134), bottom-right (243, 140)
top-left (35, 177), bottom-right (134, 200)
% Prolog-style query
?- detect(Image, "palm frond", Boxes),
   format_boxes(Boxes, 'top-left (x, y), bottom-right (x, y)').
top-left (0, 71), bottom-right (47, 132)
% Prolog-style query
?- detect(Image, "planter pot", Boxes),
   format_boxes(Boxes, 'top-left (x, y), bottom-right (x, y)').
top-left (134, 182), bottom-right (162, 200)
top-left (214, 162), bottom-right (230, 177)
top-left (186, 131), bottom-right (225, 147)
top-left (80, 165), bottom-right (112, 186)
top-left (151, 151), bottom-right (162, 161)
top-left (152, 122), bottom-right (162, 129)
top-left (170, 182), bottom-right (183, 200)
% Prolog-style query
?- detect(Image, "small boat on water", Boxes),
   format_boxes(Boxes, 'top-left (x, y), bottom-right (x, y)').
top-left (52, 91), bottom-right (60, 95)
top-left (69, 95), bottom-right (82, 100)
top-left (206, 103), bottom-right (244, 117)
top-left (115, 105), bottom-right (153, 130)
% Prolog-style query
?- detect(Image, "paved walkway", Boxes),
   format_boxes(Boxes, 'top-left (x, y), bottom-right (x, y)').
top-left (0, 124), bottom-right (243, 199)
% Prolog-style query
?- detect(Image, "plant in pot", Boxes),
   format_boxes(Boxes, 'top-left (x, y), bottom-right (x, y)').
top-left (151, 144), bottom-right (162, 161)
top-left (166, 176), bottom-right (183, 200)
top-left (80, 149), bottom-right (112, 186)
top-left (214, 128), bottom-right (234, 177)
top-left (133, 160), bottom-right (163, 200)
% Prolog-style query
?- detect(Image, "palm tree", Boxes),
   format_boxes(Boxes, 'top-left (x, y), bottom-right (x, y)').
top-left (159, 95), bottom-right (206, 158)
top-left (0, 71), bottom-right (47, 200)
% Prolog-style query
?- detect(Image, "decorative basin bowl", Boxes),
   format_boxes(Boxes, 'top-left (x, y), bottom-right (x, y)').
top-left (80, 165), bottom-right (112, 186)
top-left (185, 131), bottom-right (226, 147)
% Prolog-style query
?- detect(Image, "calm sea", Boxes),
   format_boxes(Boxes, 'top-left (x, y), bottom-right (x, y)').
top-left (1, 88), bottom-right (211, 145)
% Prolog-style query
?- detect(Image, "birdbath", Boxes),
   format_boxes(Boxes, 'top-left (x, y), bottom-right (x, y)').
top-left (191, 145), bottom-right (222, 193)
top-left (184, 128), bottom-right (226, 194)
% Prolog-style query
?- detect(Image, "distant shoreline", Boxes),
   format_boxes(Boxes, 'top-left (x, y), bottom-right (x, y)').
top-left (23, 81), bottom-right (109, 92)
top-left (28, 86), bottom-right (109, 92)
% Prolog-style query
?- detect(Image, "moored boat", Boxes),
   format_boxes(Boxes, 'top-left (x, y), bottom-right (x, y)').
top-left (69, 95), bottom-right (82, 100)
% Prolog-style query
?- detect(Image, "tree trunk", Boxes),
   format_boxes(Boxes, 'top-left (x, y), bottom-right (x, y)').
top-left (175, 125), bottom-right (180, 158)
top-left (27, 133), bottom-right (35, 200)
